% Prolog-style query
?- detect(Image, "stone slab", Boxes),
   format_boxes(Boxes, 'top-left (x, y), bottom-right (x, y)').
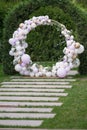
top-left (0, 120), bottom-right (43, 127)
top-left (0, 96), bottom-right (59, 101)
top-left (0, 88), bottom-right (65, 92)
top-left (1, 81), bottom-right (69, 85)
top-left (67, 70), bottom-right (79, 75)
top-left (0, 92), bottom-right (68, 96)
top-left (0, 101), bottom-right (62, 106)
top-left (1, 85), bottom-right (72, 88)
top-left (0, 107), bottom-right (53, 113)
top-left (0, 112), bottom-right (55, 118)
top-left (11, 78), bottom-right (76, 82)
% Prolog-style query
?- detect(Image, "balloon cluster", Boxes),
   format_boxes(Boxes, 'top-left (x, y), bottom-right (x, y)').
top-left (9, 16), bottom-right (84, 78)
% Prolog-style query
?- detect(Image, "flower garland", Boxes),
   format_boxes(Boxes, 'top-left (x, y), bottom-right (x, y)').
top-left (9, 16), bottom-right (84, 78)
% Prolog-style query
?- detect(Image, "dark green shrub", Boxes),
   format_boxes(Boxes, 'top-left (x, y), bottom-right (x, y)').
top-left (76, 0), bottom-right (87, 5)
top-left (0, 7), bottom-right (7, 63)
top-left (26, 6), bottom-right (76, 62)
top-left (3, 0), bottom-right (87, 75)
top-left (0, 1), bottom-right (22, 63)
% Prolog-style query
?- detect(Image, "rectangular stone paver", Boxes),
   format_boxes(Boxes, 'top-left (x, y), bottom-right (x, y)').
top-left (67, 70), bottom-right (78, 75)
top-left (0, 107), bottom-right (53, 113)
top-left (0, 92), bottom-right (68, 96)
top-left (11, 78), bottom-right (76, 82)
top-left (0, 120), bottom-right (43, 127)
top-left (0, 101), bottom-right (62, 106)
top-left (1, 81), bottom-right (69, 85)
top-left (0, 96), bottom-right (59, 101)
top-left (0, 112), bottom-right (55, 118)
top-left (0, 88), bottom-right (65, 92)
top-left (1, 85), bottom-right (72, 88)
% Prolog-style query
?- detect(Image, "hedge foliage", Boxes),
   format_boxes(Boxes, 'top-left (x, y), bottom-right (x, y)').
top-left (3, 0), bottom-right (87, 75)
top-left (26, 6), bottom-right (76, 61)
top-left (0, 7), bottom-right (7, 63)
top-left (0, 1), bottom-right (20, 63)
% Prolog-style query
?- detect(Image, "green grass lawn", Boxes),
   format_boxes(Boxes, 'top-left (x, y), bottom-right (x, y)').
top-left (0, 63), bottom-right (87, 129)
top-left (41, 76), bottom-right (87, 129)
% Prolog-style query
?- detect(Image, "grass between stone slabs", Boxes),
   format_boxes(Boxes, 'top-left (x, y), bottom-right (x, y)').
top-left (40, 76), bottom-right (87, 129)
top-left (0, 64), bottom-right (87, 128)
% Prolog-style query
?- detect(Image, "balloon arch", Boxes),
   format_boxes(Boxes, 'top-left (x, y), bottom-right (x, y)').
top-left (9, 16), bottom-right (84, 78)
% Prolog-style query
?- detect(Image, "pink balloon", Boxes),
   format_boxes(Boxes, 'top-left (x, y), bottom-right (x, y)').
top-left (21, 54), bottom-right (30, 64)
top-left (65, 66), bottom-right (70, 72)
top-left (21, 62), bottom-right (26, 67)
top-left (57, 68), bottom-right (67, 78)
top-left (68, 45), bottom-right (75, 50)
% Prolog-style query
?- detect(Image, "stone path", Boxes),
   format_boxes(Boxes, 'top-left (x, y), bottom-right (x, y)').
top-left (0, 75), bottom-right (76, 128)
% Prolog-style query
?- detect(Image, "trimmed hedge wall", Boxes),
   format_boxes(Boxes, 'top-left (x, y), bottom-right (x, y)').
top-left (0, 7), bottom-right (7, 63)
top-left (26, 6), bottom-right (76, 62)
top-left (3, 0), bottom-right (87, 75)
top-left (0, 1), bottom-right (22, 63)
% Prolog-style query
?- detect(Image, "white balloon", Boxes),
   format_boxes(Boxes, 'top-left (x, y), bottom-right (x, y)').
top-left (24, 70), bottom-right (29, 75)
top-left (11, 48), bottom-right (15, 52)
top-left (31, 23), bottom-right (36, 28)
top-left (38, 72), bottom-right (43, 76)
top-left (65, 66), bottom-right (70, 72)
top-left (18, 51), bottom-right (24, 55)
top-left (77, 45), bottom-right (84, 54)
top-left (24, 29), bottom-right (29, 35)
top-left (15, 41), bottom-right (20, 46)
top-left (23, 42), bottom-right (28, 48)
top-left (15, 64), bottom-right (22, 72)
top-left (69, 63), bottom-right (73, 69)
top-left (30, 72), bottom-right (35, 77)
top-left (46, 72), bottom-right (52, 77)
top-left (67, 53), bottom-right (73, 58)
top-left (73, 58), bottom-right (80, 68)
top-left (35, 73), bottom-right (40, 77)
top-left (57, 68), bottom-right (67, 78)
top-left (20, 70), bottom-right (24, 75)
top-left (33, 67), bottom-right (38, 74)
top-left (56, 62), bottom-right (63, 68)
top-left (21, 54), bottom-right (30, 64)
top-left (51, 72), bottom-right (56, 77)
top-left (16, 45), bottom-right (22, 51)
top-left (64, 62), bottom-right (68, 67)
top-left (68, 58), bottom-right (73, 62)
top-left (70, 35), bottom-right (74, 40)
top-left (9, 51), bottom-right (14, 56)
top-left (22, 67), bottom-right (26, 71)
top-left (52, 69), bottom-right (56, 74)
top-left (52, 66), bottom-right (56, 71)
top-left (67, 40), bottom-right (73, 46)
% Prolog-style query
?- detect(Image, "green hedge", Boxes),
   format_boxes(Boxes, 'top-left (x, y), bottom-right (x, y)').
top-left (76, 0), bottom-right (87, 5)
top-left (26, 6), bottom-right (76, 62)
top-left (0, 7), bottom-right (7, 63)
top-left (0, 1), bottom-right (22, 63)
top-left (3, 0), bottom-right (87, 75)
